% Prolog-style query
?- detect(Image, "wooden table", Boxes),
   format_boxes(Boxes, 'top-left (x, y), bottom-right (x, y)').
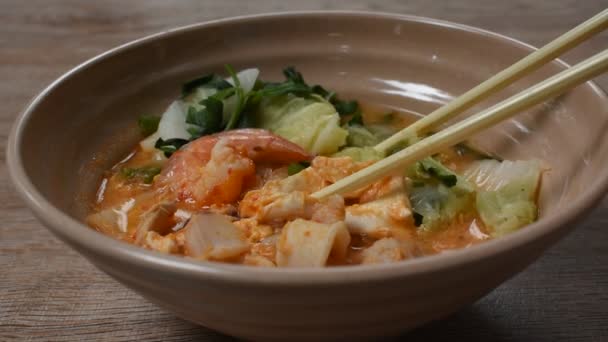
top-left (2, 1), bottom-right (607, 340)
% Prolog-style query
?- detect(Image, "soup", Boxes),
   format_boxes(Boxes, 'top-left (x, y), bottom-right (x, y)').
top-left (87, 67), bottom-right (543, 267)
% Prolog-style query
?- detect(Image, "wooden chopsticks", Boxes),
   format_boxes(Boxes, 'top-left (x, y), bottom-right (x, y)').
top-left (374, 9), bottom-right (608, 154)
top-left (311, 12), bottom-right (608, 200)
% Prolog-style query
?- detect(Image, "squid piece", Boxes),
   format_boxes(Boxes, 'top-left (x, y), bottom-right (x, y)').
top-left (276, 219), bottom-right (350, 267)
top-left (183, 213), bottom-right (249, 261)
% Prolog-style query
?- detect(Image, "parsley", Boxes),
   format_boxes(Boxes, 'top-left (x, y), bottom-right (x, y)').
top-left (186, 97), bottom-right (224, 138)
top-left (283, 66), bottom-right (305, 84)
top-left (138, 115), bottom-right (161, 136)
top-left (181, 74), bottom-right (232, 97)
top-left (224, 64), bottom-right (247, 130)
top-left (334, 100), bottom-right (359, 115)
top-left (120, 166), bottom-right (161, 184)
top-left (155, 138), bottom-right (189, 157)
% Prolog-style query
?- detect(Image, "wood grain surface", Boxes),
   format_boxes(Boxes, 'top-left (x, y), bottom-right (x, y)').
top-left (1, 1), bottom-right (607, 341)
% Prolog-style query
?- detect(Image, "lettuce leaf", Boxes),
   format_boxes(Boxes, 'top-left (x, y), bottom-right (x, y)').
top-left (332, 146), bottom-right (384, 162)
top-left (407, 158), bottom-right (476, 231)
top-left (345, 125), bottom-right (380, 147)
top-left (255, 94), bottom-right (347, 154)
top-left (464, 159), bottom-right (543, 236)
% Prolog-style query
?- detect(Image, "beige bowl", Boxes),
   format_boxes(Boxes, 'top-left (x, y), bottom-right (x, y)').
top-left (7, 11), bottom-right (608, 340)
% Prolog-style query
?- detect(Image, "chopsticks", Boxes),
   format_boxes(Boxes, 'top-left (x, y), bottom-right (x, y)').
top-left (311, 47), bottom-right (608, 199)
top-left (374, 9), bottom-right (608, 154)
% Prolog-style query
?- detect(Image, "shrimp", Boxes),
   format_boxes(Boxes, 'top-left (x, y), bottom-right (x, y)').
top-left (155, 129), bottom-right (311, 209)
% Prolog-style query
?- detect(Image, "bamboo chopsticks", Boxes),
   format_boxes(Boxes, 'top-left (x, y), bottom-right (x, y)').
top-left (374, 9), bottom-right (608, 154)
top-left (311, 21), bottom-right (608, 200)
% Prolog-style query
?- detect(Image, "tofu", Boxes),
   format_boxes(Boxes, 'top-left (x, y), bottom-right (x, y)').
top-left (345, 178), bottom-right (413, 238)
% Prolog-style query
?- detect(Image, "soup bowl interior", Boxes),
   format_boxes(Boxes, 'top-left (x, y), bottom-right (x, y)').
top-left (8, 12), bottom-right (608, 340)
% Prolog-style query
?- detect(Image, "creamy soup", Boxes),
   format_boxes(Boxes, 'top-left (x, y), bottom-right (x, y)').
top-left (87, 67), bottom-right (543, 267)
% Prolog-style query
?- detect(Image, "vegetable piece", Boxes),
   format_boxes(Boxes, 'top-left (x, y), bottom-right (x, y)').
top-left (138, 115), bottom-right (161, 136)
top-left (287, 162), bottom-right (310, 175)
top-left (332, 146), bottom-right (384, 162)
top-left (183, 213), bottom-right (249, 260)
top-left (283, 66), bottom-right (305, 84)
top-left (154, 138), bottom-right (189, 157)
top-left (255, 94), bottom-right (347, 154)
top-left (224, 65), bottom-right (246, 130)
top-left (252, 66), bottom-right (359, 116)
top-left (157, 101), bottom-right (195, 141)
top-left (464, 159), bottom-right (543, 236)
top-left (276, 219), bottom-right (350, 267)
top-left (120, 166), bottom-right (162, 184)
top-left (140, 131), bottom-right (161, 151)
top-left (367, 123), bottom-right (400, 141)
top-left (226, 68), bottom-right (259, 94)
top-left (418, 158), bottom-right (458, 187)
top-left (182, 73), bottom-right (231, 97)
top-left (186, 97), bottom-right (224, 138)
top-left (407, 158), bottom-right (476, 230)
top-left (345, 125), bottom-right (380, 147)
top-left (338, 101), bottom-right (360, 116)
top-left (223, 67), bottom-right (260, 129)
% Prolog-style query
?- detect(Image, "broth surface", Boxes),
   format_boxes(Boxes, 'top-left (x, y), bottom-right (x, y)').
top-left (88, 106), bottom-right (494, 266)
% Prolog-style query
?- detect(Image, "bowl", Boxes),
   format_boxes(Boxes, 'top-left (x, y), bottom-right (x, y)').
top-left (7, 11), bottom-right (608, 341)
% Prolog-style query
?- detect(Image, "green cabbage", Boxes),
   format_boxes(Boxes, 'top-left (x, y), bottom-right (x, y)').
top-left (255, 94), bottom-right (347, 154)
top-left (345, 125), bottom-right (380, 147)
top-left (332, 146), bottom-right (384, 162)
top-left (407, 158), bottom-right (476, 230)
top-left (464, 159), bottom-right (543, 236)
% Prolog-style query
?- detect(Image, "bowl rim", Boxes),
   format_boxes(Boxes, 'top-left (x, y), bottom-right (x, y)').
top-left (7, 10), bottom-right (608, 285)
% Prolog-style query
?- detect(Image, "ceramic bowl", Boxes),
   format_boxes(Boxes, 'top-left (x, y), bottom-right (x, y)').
top-left (7, 11), bottom-right (608, 341)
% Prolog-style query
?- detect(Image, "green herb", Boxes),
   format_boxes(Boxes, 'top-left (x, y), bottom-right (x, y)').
top-left (186, 97), bottom-right (224, 138)
top-left (253, 67), bottom-right (359, 116)
top-left (252, 81), bottom-right (311, 100)
top-left (287, 161), bottom-right (311, 175)
top-left (224, 64), bottom-right (247, 130)
top-left (182, 74), bottom-right (232, 97)
top-left (419, 159), bottom-right (458, 187)
top-left (283, 66), bottom-right (305, 84)
top-left (334, 100), bottom-right (359, 116)
top-left (155, 138), bottom-right (189, 157)
top-left (138, 115), bottom-right (161, 136)
top-left (311, 85), bottom-right (336, 101)
top-left (209, 86), bottom-right (236, 101)
top-left (120, 166), bottom-right (161, 184)
top-left (236, 111), bottom-right (256, 128)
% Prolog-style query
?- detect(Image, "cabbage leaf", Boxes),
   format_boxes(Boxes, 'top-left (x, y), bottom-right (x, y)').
top-left (255, 94), bottom-right (347, 154)
top-left (464, 159), bottom-right (543, 236)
